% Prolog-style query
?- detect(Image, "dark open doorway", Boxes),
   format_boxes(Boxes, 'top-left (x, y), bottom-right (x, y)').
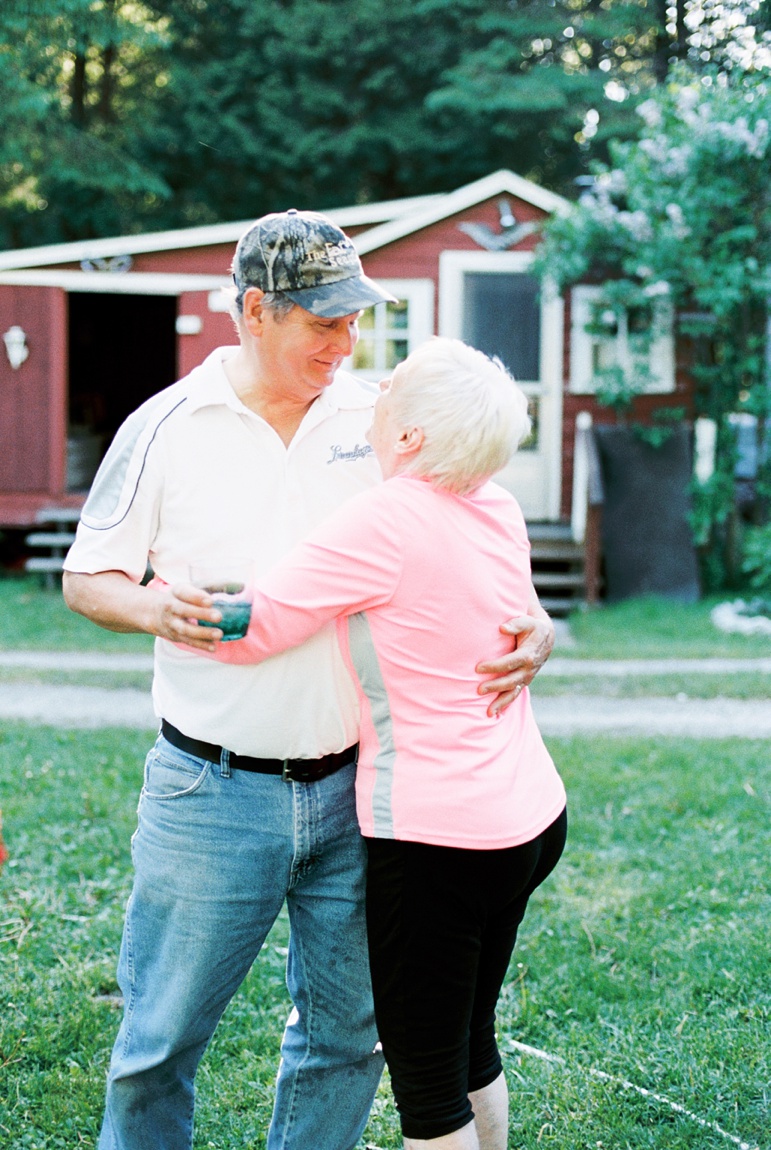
top-left (67, 292), bottom-right (178, 490)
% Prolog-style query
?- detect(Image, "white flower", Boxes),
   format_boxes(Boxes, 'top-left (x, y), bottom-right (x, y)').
top-left (707, 116), bottom-right (769, 158)
top-left (639, 137), bottom-right (669, 163)
top-left (677, 87), bottom-right (701, 116)
top-left (748, 118), bottom-right (769, 158)
top-left (618, 210), bottom-right (653, 242)
top-left (661, 146), bottom-right (691, 178)
top-left (664, 203), bottom-right (690, 239)
top-left (643, 280), bottom-right (672, 298)
top-left (637, 99), bottom-right (661, 128)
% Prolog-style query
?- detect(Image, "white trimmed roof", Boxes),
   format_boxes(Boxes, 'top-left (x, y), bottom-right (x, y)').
top-left (0, 269), bottom-right (230, 294)
top-left (353, 170), bottom-right (570, 255)
top-left (0, 170), bottom-right (569, 273)
top-left (0, 192), bottom-right (441, 272)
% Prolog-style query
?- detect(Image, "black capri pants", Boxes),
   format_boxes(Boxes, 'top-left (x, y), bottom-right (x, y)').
top-left (364, 807), bottom-right (567, 1141)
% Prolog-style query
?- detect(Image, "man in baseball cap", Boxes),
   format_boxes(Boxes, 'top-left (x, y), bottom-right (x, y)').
top-left (64, 204), bottom-right (555, 1150)
top-left (232, 208), bottom-right (397, 316)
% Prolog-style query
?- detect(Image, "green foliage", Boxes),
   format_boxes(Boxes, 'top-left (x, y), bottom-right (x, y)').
top-left (0, 0), bottom-right (172, 243)
top-left (635, 405), bottom-right (688, 447)
top-left (538, 66), bottom-right (771, 589)
top-left (564, 592), bottom-right (771, 657)
top-left (741, 522), bottom-right (771, 598)
top-left (3, 0), bottom-right (757, 248)
top-left (124, 0), bottom-right (658, 224)
top-left (0, 577), bottom-right (154, 652)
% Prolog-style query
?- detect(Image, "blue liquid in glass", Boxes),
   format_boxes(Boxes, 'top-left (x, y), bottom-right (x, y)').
top-left (200, 597), bottom-right (252, 641)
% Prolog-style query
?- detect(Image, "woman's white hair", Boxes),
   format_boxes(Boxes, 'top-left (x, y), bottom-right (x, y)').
top-left (391, 337), bottom-right (531, 495)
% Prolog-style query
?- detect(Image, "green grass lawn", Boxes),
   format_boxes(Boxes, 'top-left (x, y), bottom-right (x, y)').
top-left (1, 726), bottom-right (768, 1149)
top-left (564, 595), bottom-right (770, 660)
top-left (531, 670), bottom-right (770, 699)
top-left (2, 576), bottom-right (770, 661)
top-left (0, 577), bottom-right (154, 654)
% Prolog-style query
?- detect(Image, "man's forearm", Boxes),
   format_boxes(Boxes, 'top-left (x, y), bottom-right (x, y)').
top-left (63, 570), bottom-right (163, 635)
top-left (63, 569), bottom-right (229, 650)
top-left (474, 583), bottom-right (555, 716)
top-left (526, 585), bottom-right (555, 661)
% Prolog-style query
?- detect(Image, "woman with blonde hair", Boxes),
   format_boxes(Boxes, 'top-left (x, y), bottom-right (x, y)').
top-left (177, 337), bottom-right (567, 1149)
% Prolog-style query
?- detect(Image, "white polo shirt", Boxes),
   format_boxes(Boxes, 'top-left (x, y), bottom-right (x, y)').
top-left (64, 346), bottom-right (381, 757)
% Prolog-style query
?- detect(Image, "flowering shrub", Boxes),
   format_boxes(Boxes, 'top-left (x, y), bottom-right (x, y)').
top-left (537, 66), bottom-right (771, 589)
top-left (742, 523), bottom-right (771, 600)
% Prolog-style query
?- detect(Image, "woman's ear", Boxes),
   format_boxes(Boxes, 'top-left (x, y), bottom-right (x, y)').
top-left (394, 426), bottom-right (425, 458)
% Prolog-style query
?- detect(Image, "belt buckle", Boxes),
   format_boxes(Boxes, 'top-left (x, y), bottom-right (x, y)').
top-left (283, 757), bottom-right (319, 783)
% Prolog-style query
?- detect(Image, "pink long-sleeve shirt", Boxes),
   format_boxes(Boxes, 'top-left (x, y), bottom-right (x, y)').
top-left (217, 474), bottom-right (566, 849)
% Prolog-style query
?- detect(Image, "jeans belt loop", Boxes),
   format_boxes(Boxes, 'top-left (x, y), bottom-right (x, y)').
top-left (221, 747), bottom-right (232, 779)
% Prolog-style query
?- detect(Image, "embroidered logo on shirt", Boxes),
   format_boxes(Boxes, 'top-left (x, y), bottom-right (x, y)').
top-left (327, 443), bottom-right (374, 464)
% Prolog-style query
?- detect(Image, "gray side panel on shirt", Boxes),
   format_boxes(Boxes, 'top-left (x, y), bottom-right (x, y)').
top-left (81, 392), bottom-right (187, 527)
top-left (347, 612), bottom-right (396, 838)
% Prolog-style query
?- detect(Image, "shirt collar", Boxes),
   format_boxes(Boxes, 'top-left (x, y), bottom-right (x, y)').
top-left (184, 347), bottom-right (247, 415)
top-left (185, 349), bottom-right (377, 418)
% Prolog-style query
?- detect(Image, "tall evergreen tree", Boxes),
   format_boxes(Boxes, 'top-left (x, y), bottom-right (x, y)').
top-left (1, 0), bottom-right (767, 248)
top-left (0, 0), bottom-right (169, 246)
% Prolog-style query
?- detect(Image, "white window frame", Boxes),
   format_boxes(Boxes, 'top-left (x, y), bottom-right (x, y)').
top-left (569, 283), bottom-right (675, 395)
top-left (343, 278), bottom-right (435, 380)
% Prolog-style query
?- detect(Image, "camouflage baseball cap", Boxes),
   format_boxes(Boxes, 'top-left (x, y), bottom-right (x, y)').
top-left (232, 209), bottom-right (397, 318)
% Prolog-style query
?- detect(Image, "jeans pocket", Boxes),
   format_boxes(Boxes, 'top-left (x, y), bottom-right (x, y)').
top-left (142, 744), bottom-right (212, 800)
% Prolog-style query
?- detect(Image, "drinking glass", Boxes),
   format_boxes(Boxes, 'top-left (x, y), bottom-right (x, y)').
top-left (189, 560), bottom-right (253, 641)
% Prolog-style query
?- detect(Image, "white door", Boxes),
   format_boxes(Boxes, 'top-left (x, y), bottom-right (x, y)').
top-left (439, 251), bottom-right (563, 521)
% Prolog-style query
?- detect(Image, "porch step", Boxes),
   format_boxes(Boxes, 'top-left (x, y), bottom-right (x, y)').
top-left (530, 538), bottom-right (584, 562)
top-left (25, 532), bottom-right (77, 550)
top-left (24, 507), bottom-right (81, 586)
top-left (527, 522), bottom-right (589, 617)
top-left (30, 507), bottom-right (83, 525)
top-left (20, 509), bottom-right (594, 613)
top-left (531, 571), bottom-right (586, 590)
top-left (25, 556), bottom-right (72, 574)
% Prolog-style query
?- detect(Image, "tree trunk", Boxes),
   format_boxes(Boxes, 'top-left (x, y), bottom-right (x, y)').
top-left (99, 42), bottom-right (116, 123)
top-left (71, 47), bottom-right (87, 126)
top-left (652, 0), bottom-right (670, 82)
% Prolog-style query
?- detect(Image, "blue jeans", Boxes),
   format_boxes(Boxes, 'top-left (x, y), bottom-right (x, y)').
top-left (98, 734), bottom-right (383, 1150)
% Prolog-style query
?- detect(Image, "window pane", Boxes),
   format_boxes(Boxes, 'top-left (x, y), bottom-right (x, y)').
top-left (385, 339), bottom-right (409, 368)
top-left (519, 397), bottom-right (539, 451)
top-left (353, 340), bottom-right (376, 371)
top-left (589, 304), bottom-right (618, 338)
top-left (358, 308), bottom-right (376, 331)
top-left (628, 303), bottom-right (653, 335)
top-left (592, 340), bottom-right (616, 375)
top-left (462, 273), bottom-right (540, 381)
top-left (387, 300), bottom-right (409, 329)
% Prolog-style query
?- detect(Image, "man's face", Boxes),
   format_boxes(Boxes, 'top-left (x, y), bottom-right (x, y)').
top-left (260, 304), bottom-right (362, 399)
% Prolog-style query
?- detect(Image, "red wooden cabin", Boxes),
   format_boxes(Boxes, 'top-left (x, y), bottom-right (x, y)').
top-left (0, 171), bottom-right (695, 605)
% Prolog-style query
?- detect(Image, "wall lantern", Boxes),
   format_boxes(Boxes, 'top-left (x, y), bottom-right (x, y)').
top-left (3, 325), bottom-right (29, 370)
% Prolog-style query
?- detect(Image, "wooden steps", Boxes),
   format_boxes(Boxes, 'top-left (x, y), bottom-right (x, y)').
top-left (21, 509), bottom-right (592, 615)
top-left (527, 522), bottom-right (590, 616)
top-left (24, 508), bottom-right (80, 586)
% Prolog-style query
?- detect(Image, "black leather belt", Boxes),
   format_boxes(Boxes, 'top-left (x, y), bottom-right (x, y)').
top-left (161, 720), bottom-right (357, 783)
